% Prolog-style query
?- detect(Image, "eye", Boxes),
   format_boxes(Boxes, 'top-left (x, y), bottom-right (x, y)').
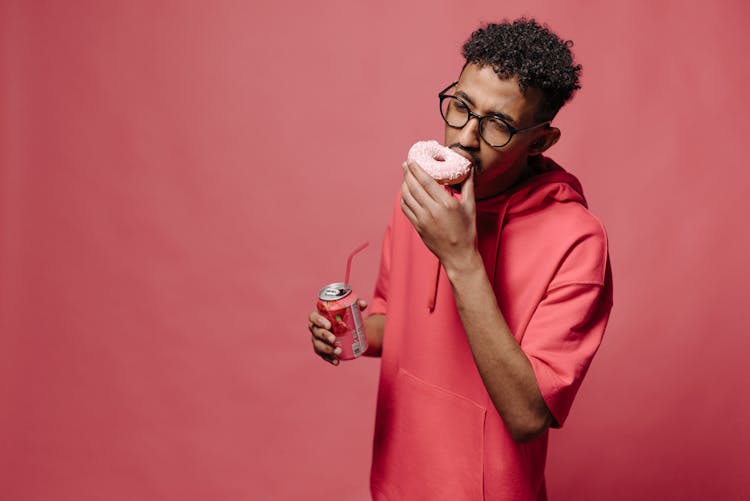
top-left (485, 117), bottom-right (510, 133)
top-left (453, 99), bottom-right (469, 111)
top-left (482, 117), bottom-right (513, 146)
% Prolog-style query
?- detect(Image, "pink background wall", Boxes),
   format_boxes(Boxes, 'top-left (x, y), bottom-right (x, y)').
top-left (2, 0), bottom-right (749, 499)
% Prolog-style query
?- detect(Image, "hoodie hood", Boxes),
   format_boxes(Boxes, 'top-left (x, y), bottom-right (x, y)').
top-left (477, 156), bottom-right (586, 216)
top-left (428, 156), bottom-right (588, 311)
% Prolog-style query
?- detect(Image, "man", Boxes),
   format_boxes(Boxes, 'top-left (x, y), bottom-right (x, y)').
top-left (309, 18), bottom-right (612, 500)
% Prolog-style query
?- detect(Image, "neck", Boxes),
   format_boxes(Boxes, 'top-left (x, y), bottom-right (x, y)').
top-left (475, 157), bottom-right (537, 201)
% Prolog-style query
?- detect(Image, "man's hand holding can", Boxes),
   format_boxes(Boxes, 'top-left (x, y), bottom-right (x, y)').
top-left (309, 297), bottom-right (368, 366)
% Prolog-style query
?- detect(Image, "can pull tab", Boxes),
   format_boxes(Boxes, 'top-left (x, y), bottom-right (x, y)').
top-left (324, 286), bottom-right (346, 297)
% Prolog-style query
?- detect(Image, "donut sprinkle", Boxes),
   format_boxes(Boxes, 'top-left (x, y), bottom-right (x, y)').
top-left (407, 140), bottom-right (472, 184)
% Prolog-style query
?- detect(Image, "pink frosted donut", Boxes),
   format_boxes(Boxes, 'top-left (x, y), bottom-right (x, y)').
top-left (407, 140), bottom-right (472, 185)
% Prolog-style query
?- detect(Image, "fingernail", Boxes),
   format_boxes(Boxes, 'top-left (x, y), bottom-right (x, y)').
top-left (332, 359), bottom-right (339, 366)
top-left (329, 335), bottom-right (336, 343)
top-left (334, 347), bottom-right (342, 355)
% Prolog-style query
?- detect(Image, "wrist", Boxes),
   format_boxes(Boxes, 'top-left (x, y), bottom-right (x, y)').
top-left (444, 249), bottom-right (485, 284)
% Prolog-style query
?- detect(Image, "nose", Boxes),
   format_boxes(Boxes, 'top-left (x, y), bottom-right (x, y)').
top-left (458, 116), bottom-right (481, 150)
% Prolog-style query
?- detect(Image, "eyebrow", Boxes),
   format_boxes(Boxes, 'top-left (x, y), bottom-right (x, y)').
top-left (454, 89), bottom-right (518, 125)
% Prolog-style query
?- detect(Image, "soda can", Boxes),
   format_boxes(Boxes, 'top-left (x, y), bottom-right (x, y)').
top-left (317, 282), bottom-right (368, 360)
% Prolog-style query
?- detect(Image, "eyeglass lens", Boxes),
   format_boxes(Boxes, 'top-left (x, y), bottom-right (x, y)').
top-left (440, 96), bottom-right (512, 147)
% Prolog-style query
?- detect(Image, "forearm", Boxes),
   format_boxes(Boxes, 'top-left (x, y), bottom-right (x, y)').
top-left (363, 313), bottom-right (385, 357)
top-left (398, 161), bottom-right (551, 438)
top-left (445, 252), bottom-right (552, 442)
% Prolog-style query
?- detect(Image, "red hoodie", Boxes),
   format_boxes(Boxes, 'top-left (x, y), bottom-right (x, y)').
top-left (368, 156), bottom-right (613, 501)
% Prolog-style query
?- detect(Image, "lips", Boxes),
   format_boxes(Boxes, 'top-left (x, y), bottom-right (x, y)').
top-left (450, 147), bottom-right (478, 171)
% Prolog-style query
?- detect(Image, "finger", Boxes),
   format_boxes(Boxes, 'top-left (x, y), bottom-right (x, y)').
top-left (400, 194), bottom-right (419, 226)
top-left (461, 168), bottom-right (476, 214)
top-left (407, 160), bottom-right (452, 205)
top-left (318, 350), bottom-right (340, 366)
top-left (309, 311), bottom-right (331, 330)
top-left (404, 161), bottom-right (441, 210)
top-left (401, 179), bottom-right (427, 220)
top-left (310, 324), bottom-right (336, 345)
top-left (312, 336), bottom-right (341, 357)
top-left (357, 298), bottom-right (368, 311)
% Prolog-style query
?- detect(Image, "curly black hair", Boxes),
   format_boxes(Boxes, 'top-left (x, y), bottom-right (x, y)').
top-left (462, 18), bottom-right (582, 121)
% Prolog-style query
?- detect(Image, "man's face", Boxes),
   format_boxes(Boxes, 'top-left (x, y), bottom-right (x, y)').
top-left (444, 63), bottom-right (547, 198)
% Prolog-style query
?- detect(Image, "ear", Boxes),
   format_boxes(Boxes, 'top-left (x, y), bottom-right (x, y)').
top-left (528, 127), bottom-right (561, 156)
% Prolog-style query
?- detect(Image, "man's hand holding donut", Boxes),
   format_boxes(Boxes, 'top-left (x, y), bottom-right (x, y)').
top-left (400, 160), bottom-right (482, 276)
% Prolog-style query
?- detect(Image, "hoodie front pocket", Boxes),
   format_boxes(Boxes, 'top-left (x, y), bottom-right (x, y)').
top-left (372, 368), bottom-right (487, 500)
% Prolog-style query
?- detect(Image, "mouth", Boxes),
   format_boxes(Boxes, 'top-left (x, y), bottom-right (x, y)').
top-left (450, 147), bottom-right (480, 174)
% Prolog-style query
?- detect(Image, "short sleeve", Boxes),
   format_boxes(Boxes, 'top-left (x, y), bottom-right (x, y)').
top-left (522, 261), bottom-right (613, 428)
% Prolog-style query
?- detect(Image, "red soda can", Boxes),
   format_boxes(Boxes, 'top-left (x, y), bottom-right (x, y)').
top-left (317, 282), bottom-right (368, 360)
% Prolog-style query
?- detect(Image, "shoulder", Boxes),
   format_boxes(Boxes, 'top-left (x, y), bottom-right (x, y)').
top-left (508, 200), bottom-right (610, 287)
top-left (542, 200), bottom-right (607, 246)
top-left (545, 202), bottom-right (610, 287)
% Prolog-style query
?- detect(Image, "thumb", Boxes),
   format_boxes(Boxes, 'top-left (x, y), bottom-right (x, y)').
top-left (461, 169), bottom-right (475, 213)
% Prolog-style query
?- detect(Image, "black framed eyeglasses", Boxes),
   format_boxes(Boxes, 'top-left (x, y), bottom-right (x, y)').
top-left (438, 82), bottom-right (550, 148)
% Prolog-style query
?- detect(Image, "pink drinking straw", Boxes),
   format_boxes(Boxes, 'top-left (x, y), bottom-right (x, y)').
top-left (344, 242), bottom-right (369, 285)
